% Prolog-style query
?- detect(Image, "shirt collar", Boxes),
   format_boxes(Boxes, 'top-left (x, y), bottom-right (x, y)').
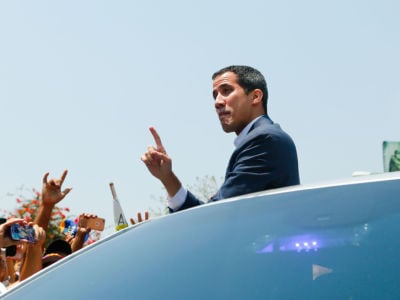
top-left (233, 116), bottom-right (263, 148)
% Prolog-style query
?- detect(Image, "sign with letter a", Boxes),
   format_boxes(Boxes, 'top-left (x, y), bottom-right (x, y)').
top-left (110, 182), bottom-right (129, 231)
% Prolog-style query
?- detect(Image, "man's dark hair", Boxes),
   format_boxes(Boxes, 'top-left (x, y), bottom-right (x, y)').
top-left (212, 65), bottom-right (269, 113)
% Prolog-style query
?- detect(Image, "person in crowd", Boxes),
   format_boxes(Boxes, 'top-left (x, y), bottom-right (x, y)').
top-left (6, 243), bottom-right (26, 284)
top-left (64, 213), bottom-right (100, 252)
top-left (0, 218), bottom-right (27, 292)
top-left (0, 219), bottom-right (46, 288)
top-left (0, 218), bottom-right (31, 285)
top-left (16, 170), bottom-right (72, 280)
top-left (141, 65), bottom-right (300, 212)
top-left (1, 170), bottom-right (106, 293)
top-left (35, 170), bottom-right (72, 236)
top-left (41, 239), bottom-right (72, 268)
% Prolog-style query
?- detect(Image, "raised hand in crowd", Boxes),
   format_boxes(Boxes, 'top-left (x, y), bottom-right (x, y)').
top-left (35, 170), bottom-right (72, 232)
top-left (67, 213), bottom-right (98, 252)
top-left (41, 170), bottom-right (72, 206)
top-left (130, 211), bottom-right (149, 225)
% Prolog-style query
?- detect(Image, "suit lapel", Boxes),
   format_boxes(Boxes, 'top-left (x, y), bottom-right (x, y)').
top-left (225, 115), bottom-right (273, 174)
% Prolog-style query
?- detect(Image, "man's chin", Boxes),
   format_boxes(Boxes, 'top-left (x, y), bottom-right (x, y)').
top-left (220, 123), bottom-right (234, 133)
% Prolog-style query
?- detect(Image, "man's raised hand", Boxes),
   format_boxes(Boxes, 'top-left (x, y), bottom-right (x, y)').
top-left (141, 127), bottom-right (172, 180)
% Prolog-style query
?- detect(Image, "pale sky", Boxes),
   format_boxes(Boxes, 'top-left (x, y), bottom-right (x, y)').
top-left (1, 0), bottom-right (399, 234)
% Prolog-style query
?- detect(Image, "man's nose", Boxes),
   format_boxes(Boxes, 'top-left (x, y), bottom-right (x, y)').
top-left (214, 95), bottom-right (225, 108)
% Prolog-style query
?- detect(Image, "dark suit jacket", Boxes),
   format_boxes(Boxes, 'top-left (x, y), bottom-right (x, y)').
top-left (176, 115), bottom-right (300, 211)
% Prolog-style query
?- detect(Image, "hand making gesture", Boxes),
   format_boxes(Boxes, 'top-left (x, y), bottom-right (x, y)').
top-left (41, 170), bottom-right (72, 206)
top-left (141, 127), bottom-right (172, 180)
top-left (35, 170), bottom-right (72, 232)
top-left (141, 127), bottom-right (182, 197)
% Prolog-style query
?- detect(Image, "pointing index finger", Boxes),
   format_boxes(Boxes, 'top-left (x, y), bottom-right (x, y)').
top-left (149, 126), bottom-right (165, 153)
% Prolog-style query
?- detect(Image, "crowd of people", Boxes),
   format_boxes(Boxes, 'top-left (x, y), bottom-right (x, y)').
top-left (1, 65), bottom-right (300, 294)
top-left (0, 170), bottom-right (103, 293)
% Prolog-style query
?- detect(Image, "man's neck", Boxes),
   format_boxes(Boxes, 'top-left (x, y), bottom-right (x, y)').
top-left (233, 115), bottom-right (264, 148)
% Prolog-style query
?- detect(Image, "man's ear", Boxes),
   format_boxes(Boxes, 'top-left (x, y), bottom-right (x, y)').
top-left (250, 89), bottom-right (263, 105)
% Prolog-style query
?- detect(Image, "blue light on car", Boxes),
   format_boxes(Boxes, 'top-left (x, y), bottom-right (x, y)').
top-left (294, 240), bottom-right (319, 252)
top-left (255, 234), bottom-right (322, 254)
top-left (255, 223), bottom-right (371, 255)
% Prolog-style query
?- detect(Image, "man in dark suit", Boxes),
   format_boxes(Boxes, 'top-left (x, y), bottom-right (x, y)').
top-left (142, 65), bottom-right (299, 212)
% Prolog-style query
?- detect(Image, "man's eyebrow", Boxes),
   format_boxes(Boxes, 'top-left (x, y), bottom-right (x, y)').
top-left (218, 83), bottom-right (231, 88)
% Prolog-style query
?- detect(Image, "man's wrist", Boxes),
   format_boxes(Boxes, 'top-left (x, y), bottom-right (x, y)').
top-left (160, 172), bottom-right (182, 197)
top-left (167, 187), bottom-right (187, 211)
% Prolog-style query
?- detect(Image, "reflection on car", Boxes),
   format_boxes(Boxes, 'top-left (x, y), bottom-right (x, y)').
top-left (3, 172), bottom-right (400, 299)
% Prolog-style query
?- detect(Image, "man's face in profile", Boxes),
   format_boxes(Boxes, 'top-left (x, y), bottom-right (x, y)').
top-left (212, 72), bottom-right (256, 135)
